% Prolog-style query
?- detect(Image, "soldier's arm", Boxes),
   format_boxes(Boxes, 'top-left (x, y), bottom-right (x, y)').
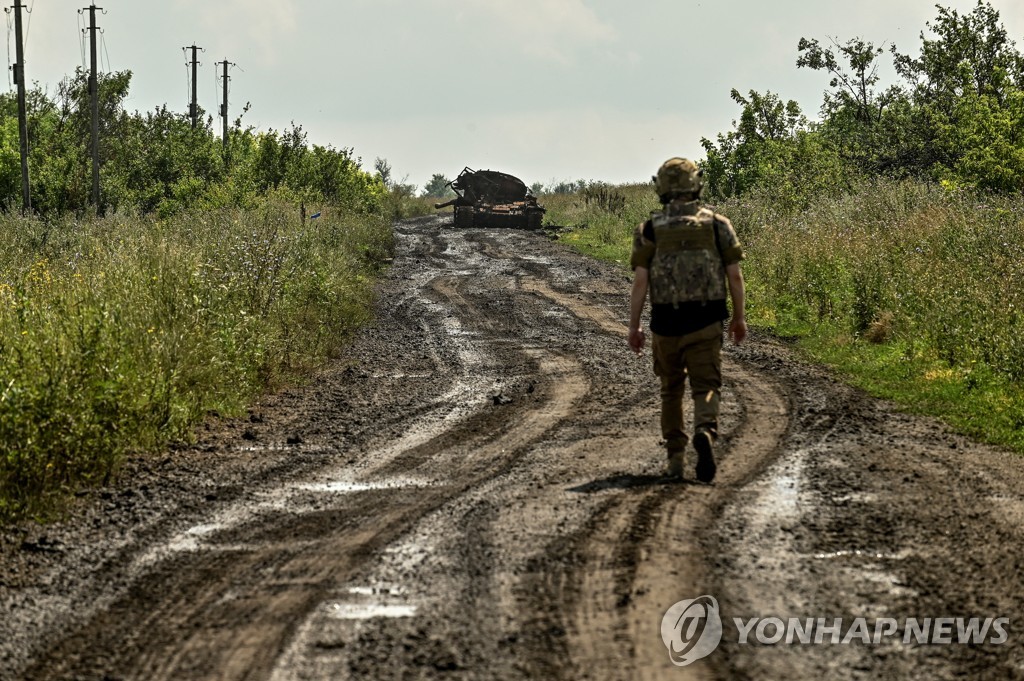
top-left (713, 214), bottom-right (745, 265)
top-left (726, 263), bottom-right (747, 345)
top-left (628, 220), bottom-right (655, 354)
top-left (629, 267), bottom-right (649, 354)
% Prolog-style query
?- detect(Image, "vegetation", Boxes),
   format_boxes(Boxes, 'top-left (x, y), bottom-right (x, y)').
top-left (702, 1), bottom-right (1024, 207)
top-left (0, 203), bottom-right (393, 520)
top-left (421, 173), bottom-right (455, 199)
top-left (1, 70), bottom-right (387, 218)
top-left (542, 183), bottom-right (656, 263)
top-left (0, 71), bottom-right (410, 521)
top-left (545, 1), bottom-right (1024, 454)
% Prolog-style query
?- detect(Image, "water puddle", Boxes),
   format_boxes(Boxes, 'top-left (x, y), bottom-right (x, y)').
top-left (322, 584), bottom-right (417, 620)
top-left (325, 603), bottom-right (418, 620)
top-left (747, 452), bottom-right (806, 523)
top-left (293, 477), bottom-right (433, 493)
top-left (163, 523), bottom-right (226, 552)
top-left (831, 491), bottom-right (879, 504)
top-left (516, 254), bottom-right (553, 265)
top-left (813, 549), bottom-right (910, 560)
top-left (235, 444), bottom-right (331, 453)
top-left (346, 585), bottom-right (405, 597)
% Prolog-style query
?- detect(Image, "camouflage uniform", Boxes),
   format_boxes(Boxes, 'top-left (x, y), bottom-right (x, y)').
top-left (630, 199), bottom-right (744, 462)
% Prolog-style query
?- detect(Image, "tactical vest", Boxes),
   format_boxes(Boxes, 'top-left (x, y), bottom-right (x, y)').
top-left (648, 207), bottom-right (727, 307)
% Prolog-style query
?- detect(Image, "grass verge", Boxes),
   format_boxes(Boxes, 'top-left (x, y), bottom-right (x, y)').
top-left (0, 200), bottom-right (393, 521)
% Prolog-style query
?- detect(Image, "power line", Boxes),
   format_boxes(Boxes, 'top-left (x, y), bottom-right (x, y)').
top-left (77, 11), bottom-right (86, 69)
top-left (21, 0), bottom-right (31, 50)
top-left (100, 28), bottom-right (110, 72)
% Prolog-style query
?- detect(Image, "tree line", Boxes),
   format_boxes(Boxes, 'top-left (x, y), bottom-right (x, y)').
top-left (702, 1), bottom-right (1024, 207)
top-left (0, 69), bottom-right (385, 216)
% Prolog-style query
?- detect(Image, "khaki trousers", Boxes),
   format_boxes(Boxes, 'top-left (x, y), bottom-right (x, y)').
top-left (652, 322), bottom-right (723, 452)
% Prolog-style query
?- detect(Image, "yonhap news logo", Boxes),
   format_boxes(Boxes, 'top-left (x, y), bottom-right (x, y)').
top-left (660, 595), bottom-right (1009, 667)
top-left (660, 595), bottom-right (723, 666)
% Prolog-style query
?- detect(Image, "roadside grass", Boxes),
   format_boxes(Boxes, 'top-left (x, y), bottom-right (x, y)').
top-left (0, 201), bottom-right (393, 522)
top-left (541, 184), bottom-right (659, 265)
top-left (543, 179), bottom-right (1024, 454)
top-left (382, 188), bottom-right (437, 219)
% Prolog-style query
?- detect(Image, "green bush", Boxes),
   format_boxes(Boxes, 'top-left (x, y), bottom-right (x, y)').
top-left (0, 202), bottom-right (393, 520)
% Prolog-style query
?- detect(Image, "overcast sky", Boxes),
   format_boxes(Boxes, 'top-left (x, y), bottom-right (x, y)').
top-left (6, 0), bottom-right (1024, 189)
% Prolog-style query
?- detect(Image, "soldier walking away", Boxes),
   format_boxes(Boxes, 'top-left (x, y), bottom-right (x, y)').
top-left (627, 158), bottom-right (747, 483)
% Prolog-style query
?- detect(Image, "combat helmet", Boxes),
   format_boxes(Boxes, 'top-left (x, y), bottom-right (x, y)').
top-left (654, 157), bottom-right (703, 203)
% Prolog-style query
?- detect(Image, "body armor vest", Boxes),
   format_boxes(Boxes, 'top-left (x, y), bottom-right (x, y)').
top-left (648, 207), bottom-right (727, 307)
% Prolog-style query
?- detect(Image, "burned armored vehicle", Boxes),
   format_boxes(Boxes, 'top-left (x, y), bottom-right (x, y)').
top-left (435, 168), bottom-right (545, 229)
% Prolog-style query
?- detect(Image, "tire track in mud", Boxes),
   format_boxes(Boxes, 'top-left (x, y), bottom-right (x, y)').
top-left (511, 357), bottom-right (789, 680)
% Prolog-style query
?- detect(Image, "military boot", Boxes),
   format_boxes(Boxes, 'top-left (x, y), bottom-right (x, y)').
top-left (667, 449), bottom-right (685, 478)
top-left (694, 430), bottom-right (716, 483)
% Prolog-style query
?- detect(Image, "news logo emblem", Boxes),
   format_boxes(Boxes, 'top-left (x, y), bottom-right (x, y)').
top-left (660, 595), bottom-right (723, 666)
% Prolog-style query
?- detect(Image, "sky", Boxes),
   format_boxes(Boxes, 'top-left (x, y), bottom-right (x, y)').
top-left (5, 0), bottom-right (1024, 190)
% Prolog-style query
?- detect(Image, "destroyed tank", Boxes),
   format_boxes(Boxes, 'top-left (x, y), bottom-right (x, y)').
top-left (434, 167), bottom-right (545, 229)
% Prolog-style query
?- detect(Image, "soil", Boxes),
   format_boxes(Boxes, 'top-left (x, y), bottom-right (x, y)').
top-left (2, 215), bottom-right (1024, 680)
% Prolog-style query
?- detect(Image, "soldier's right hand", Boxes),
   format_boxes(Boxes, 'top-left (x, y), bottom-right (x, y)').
top-left (628, 327), bottom-right (646, 355)
top-left (729, 318), bottom-right (747, 345)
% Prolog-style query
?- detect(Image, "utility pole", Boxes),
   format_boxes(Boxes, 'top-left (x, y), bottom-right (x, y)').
top-left (9, 0), bottom-right (31, 212)
top-left (84, 4), bottom-right (102, 212)
top-left (218, 59), bottom-right (234, 155)
top-left (185, 44), bottom-right (202, 129)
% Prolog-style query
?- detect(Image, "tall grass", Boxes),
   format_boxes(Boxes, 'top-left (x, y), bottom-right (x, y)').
top-left (0, 201), bottom-right (392, 520)
top-left (545, 179), bottom-right (1024, 452)
top-left (542, 183), bottom-right (658, 263)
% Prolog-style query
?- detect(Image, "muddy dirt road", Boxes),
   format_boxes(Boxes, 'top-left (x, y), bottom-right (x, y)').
top-left (3, 216), bottom-right (1024, 680)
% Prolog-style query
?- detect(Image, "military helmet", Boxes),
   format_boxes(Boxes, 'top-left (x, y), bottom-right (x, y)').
top-left (654, 157), bottom-right (703, 200)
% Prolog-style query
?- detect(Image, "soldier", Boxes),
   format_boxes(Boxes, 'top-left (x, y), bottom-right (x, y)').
top-left (627, 158), bottom-right (747, 482)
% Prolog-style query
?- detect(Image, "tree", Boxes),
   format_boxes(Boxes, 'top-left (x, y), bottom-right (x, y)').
top-left (421, 173), bottom-right (454, 199)
top-left (0, 68), bottom-right (385, 216)
top-left (893, 1), bottom-right (1024, 105)
top-left (374, 157), bottom-right (392, 189)
top-left (548, 179), bottom-right (586, 194)
top-left (797, 36), bottom-right (912, 175)
top-left (797, 36), bottom-right (898, 124)
top-left (701, 89), bottom-right (806, 199)
top-left (698, 1), bottom-right (1024, 203)
top-left (890, 1), bottom-right (1024, 180)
